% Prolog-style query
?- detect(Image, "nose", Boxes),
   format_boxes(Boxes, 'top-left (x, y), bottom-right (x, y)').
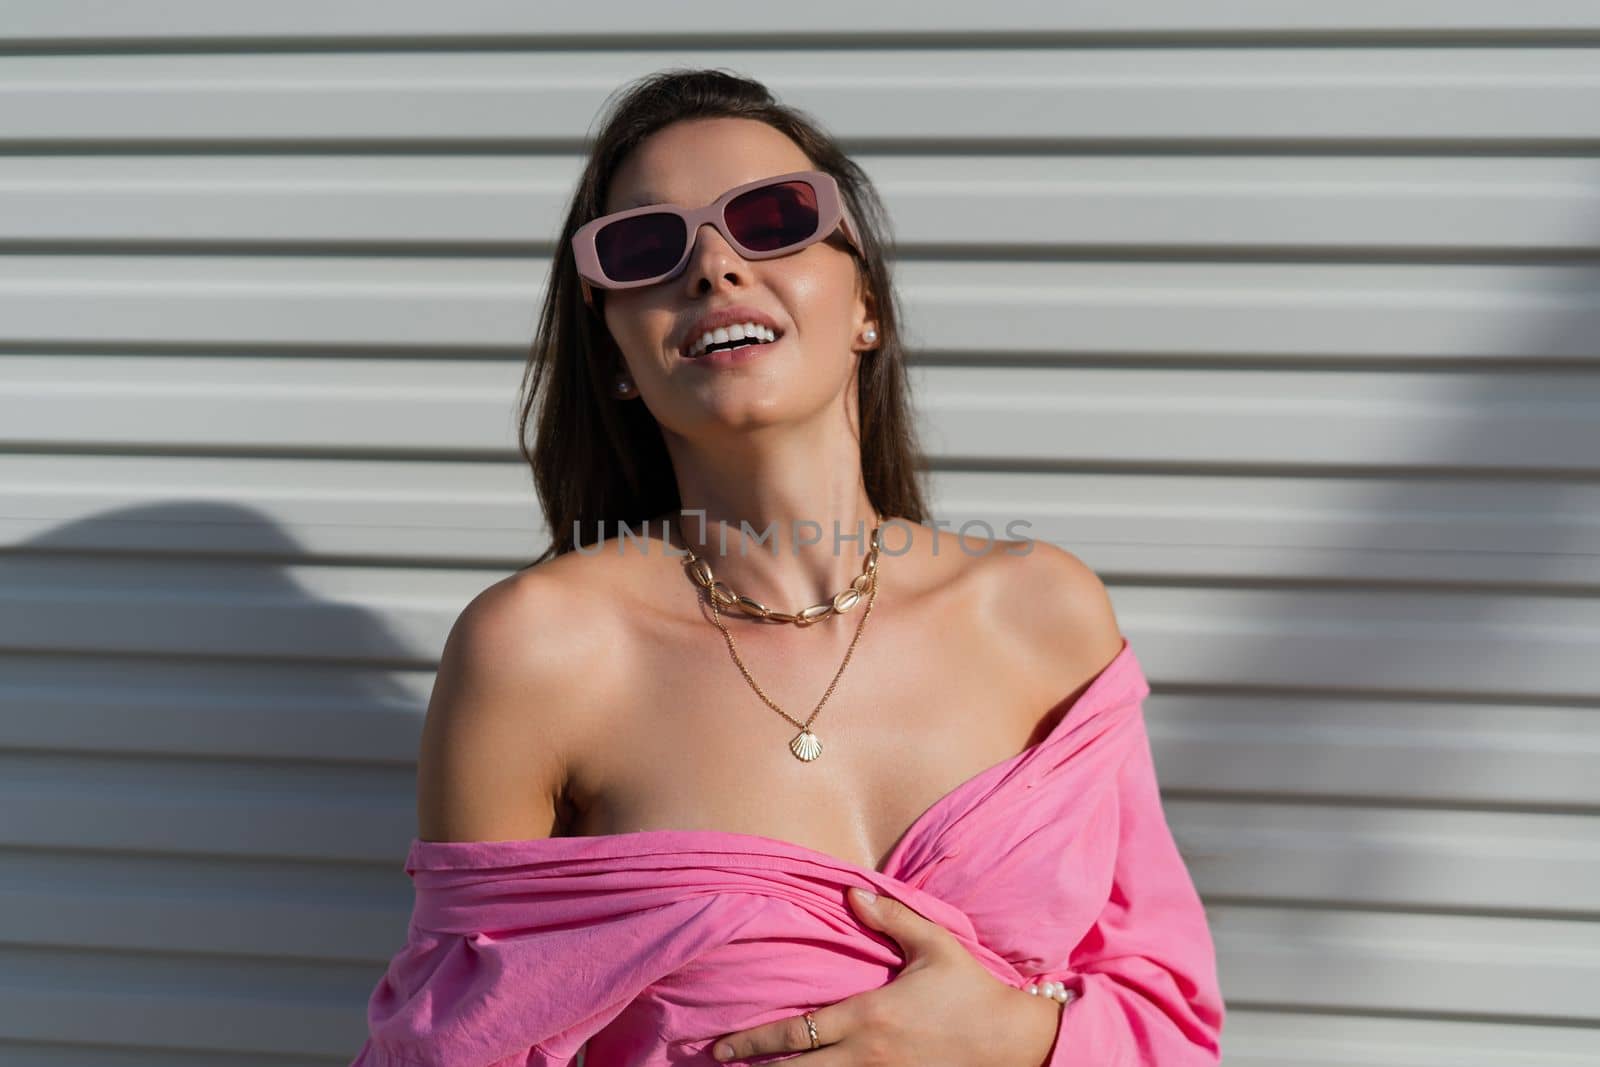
top-left (681, 219), bottom-right (746, 294)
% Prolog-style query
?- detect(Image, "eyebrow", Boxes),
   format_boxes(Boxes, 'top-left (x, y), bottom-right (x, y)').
top-left (616, 177), bottom-right (760, 212)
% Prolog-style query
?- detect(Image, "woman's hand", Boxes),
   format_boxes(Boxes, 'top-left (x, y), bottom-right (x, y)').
top-left (709, 886), bottom-right (1062, 1065)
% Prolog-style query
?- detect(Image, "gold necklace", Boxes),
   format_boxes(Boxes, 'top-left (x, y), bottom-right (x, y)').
top-left (672, 515), bottom-right (882, 762)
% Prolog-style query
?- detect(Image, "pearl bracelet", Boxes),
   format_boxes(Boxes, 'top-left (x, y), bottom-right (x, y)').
top-left (1025, 980), bottom-right (1077, 1005)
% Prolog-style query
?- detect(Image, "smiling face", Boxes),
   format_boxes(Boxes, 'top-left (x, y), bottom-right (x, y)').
top-left (598, 117), bottom-right (876, 435)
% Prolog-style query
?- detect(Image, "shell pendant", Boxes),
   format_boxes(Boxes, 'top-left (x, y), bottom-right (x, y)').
top-left (789, 729), bottom-right (823, 762)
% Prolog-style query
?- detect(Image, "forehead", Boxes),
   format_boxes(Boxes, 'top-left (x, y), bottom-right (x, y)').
top-left (605, 117), bottom-right (814, 212)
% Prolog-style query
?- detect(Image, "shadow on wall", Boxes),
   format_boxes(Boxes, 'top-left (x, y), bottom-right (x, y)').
top-left (1150, 243), bottom-right (1600, 1037)
top-left (1, 499), bottom-right (431, 1061)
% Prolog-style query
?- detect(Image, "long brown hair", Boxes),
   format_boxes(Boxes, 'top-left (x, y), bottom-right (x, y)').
top-left (517, 67), bottom-right (929, 567)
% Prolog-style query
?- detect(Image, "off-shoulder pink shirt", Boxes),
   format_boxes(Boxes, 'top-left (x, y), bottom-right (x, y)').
top-left (352, 639), bottom-right (1224, 1065)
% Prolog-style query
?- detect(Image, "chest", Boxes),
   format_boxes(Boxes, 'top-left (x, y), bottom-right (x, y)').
top-left (563, 608), bottom-right (1063, 872)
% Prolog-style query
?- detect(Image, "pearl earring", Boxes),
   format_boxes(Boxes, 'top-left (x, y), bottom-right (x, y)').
top-left (863, 328), bottom-right (877, 344)
top-left (616, 379), bottom-right (631, 395)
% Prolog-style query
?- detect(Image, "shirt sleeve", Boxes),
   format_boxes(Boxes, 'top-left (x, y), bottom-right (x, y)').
top-left (345, 885), bottom-right (736, 1067)
top-left (1038, 706), bottom-right (1226, 1066)
top-left (346, 923), bottom-right (598, 1067)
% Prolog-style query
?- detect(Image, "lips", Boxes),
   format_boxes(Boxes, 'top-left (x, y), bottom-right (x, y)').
top-left (685, 327), bottom-right (778, 360)
top-left (677, 305), bottom-right (785, 359)
top-left (684, 331), bottom-right (782, 368)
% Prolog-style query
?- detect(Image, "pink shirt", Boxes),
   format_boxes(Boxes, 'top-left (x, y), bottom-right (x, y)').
top-left (351, 640), bottom-right (1224, 1065)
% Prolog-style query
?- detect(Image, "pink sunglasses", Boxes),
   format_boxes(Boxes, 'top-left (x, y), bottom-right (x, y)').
top-left (571, 169), bottom-right (863, 308)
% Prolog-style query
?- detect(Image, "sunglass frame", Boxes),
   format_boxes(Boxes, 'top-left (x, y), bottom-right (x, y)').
top-left (571, 169), bottom-right (863, 308)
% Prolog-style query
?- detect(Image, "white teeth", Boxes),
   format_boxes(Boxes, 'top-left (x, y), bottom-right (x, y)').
top-left (687, 322), bottom-right (777, 358)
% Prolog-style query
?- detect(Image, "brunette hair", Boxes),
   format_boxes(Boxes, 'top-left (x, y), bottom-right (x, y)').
top-left (516, 67), bottom-right (929, 566)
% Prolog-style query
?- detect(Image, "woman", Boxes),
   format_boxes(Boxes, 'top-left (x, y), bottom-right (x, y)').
top-left (352, 68), bottom-right (1223, 1066)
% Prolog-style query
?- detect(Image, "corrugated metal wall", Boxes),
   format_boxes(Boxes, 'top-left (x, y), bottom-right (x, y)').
top-left (2, 4), bottom-right (1597, 1064)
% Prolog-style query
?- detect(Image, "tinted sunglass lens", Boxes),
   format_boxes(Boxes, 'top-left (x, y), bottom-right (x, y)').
top-left (726, 181), bottom-right (821, 252)
top-left (596, 212), bottom-right (688, 282)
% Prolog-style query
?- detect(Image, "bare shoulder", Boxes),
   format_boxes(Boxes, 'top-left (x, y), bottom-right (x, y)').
top-left (415, 564), bottom-right (617, 844)
top-left (985, 534), bottom-right (1126, 688)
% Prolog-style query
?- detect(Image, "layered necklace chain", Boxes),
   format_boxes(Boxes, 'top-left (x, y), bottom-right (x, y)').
top-left (671, 514), bottom-right (883, 762)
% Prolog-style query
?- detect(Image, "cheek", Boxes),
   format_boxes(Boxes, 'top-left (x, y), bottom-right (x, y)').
top-left (777, 266), bottom-right (858, 343)
top-left (604, 302), bottom-right (675, 360)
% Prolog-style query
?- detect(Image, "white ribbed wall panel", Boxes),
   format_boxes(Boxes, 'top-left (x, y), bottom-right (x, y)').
top-left (1, 4), bottom-right (1598, 1064)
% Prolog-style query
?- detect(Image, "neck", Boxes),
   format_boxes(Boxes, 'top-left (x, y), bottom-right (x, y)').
top-left (650, 402), bottom-right (890, 612)
top-left (664, 501), bottom-right (881, 613)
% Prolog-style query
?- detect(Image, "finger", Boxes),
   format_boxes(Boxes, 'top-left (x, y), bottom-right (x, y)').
top-left (711, 1012), bottom-right (828, 1062)
top-left (850, 887), bottom-right (948, 962)
top-left (711, 1000), bottom-right (854, 1063)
